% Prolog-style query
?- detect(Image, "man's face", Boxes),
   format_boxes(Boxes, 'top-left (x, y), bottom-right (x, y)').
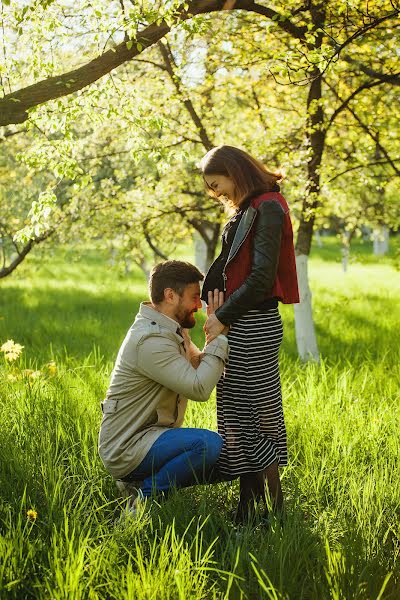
top-left (173, 282), bottom-right (202, 328)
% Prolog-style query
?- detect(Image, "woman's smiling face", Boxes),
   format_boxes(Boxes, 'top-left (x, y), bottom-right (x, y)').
top-left (204, 174), bottom-right (236, 202)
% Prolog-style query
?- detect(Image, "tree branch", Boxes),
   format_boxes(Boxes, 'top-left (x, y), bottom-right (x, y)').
top-left (325, 158), bottom-right (400, 184)
top-left (158, 40), bottom-right (214, 151)
top-left (341, 54), bottom-right (400, 85)
top-left (0, 127), bottom-right (28, 140)
top-left (186, 218), bottom-right (212, 242)
top-left (0, 0), bottom-right (288, 127)
top-left (326, 76), bottom-right (399, 130)
top-left (326, 81), bottom-right (400, 177)
top-left (142, 221), bottom-right (169, 260)
top-left (237, 0), bottom-right (307, 40)
top-left (327, 10), bottom-right (399, 60)
top-left (0, 229), bottom-right (53, 279)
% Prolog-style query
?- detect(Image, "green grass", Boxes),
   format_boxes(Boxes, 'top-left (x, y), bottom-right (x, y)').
top-left (0, 237), bottom-right (399, 599)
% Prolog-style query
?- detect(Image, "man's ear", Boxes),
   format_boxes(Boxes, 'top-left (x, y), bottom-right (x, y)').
top-left (163, 288), bottom-right (176, 304)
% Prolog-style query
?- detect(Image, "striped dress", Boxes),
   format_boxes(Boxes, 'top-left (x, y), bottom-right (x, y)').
top-left (216, 308), bottom-right (288, 476)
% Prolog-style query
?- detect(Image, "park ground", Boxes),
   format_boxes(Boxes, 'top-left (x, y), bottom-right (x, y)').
top-left (0, 236), bottom-right (399, 599)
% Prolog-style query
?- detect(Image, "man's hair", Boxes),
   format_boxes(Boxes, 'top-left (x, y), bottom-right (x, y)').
top-left (149, 260), bottom-right (204, 304)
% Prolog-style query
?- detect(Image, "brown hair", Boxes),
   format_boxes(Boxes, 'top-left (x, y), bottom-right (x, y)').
top-left (199, 145), bottom-right (282, 206)
top-left (149, 260), bottom-right (204, 304)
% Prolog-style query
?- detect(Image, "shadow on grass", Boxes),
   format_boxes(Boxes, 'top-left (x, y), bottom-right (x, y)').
top-left (0, 286), bottom-right (141, 362)
top-left (1, 285), bottom-right (398, 366)
top-left (111, 481), bottom-right (327, 599)
top-left (310, 236), bottom-right (399, 265)
top-left (0, 285), bottom-right (208, 363)
top-left (314, 294), bottom-right (399, 364)
top-left (113, 480), bottom-right (396, 599)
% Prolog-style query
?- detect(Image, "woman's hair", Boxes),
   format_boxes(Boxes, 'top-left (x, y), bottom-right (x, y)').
top-left (199, 145), bottom-right (282, 206)
top-left (149, 260), bottom-right (204, 304)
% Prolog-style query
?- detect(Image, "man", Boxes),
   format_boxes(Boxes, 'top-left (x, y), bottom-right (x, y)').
top-left (98, 260), bottom-right (229, 514)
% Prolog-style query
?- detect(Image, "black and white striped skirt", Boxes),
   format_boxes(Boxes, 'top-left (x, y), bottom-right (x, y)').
top-left (216, 308), bottom-right (287, 477)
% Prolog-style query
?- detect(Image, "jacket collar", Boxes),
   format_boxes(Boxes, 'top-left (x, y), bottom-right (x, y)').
top-left (238, 184), bottom-right (280, 208)
top-left (227, 187), bottom-right (282, 263)
top-left (226, 205), bottom-right (257, 264)
top-left (139, 302), bottom-right (181, 335)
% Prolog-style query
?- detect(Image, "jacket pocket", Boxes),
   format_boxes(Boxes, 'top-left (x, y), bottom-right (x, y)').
top-left (101, 399), bottom-right (118, 414)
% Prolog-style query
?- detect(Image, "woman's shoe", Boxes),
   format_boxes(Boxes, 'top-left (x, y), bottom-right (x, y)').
top-left (232, 505), bottom-right (258, 526)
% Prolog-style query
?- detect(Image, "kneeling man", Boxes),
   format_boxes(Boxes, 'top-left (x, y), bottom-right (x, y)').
top-left (99, 260), bottom-right (228, 512)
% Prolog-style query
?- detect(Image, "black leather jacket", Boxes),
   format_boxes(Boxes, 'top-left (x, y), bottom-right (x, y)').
top-left (214, 200), bottom-right (285, 326)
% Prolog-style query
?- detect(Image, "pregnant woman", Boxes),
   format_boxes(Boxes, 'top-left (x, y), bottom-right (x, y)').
top-left (200, 145), bottom-right (299, 523)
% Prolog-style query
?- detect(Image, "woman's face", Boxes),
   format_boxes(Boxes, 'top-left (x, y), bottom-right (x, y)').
top-left (204, 174), bottom-right (236, 203)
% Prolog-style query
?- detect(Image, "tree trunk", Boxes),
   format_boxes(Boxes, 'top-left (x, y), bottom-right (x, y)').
top-left (294, 64), bottom-right (325, 361)
top-left (372, 226), bottom-right (389, 255)
top-left (294, 255), bottom-right (320, 362)
top-left (0, 231), bottom-right (52, 279)
top-left (315, 230), bottom-right (323, 248)
top-left (193, 222), bottom-right (220, 272)
top-left (0, 1), bottom-right (249, 126)
top-left (194, 231), bottom-right (209, 273)
top-left (341, 231), bottom-right (350, 272)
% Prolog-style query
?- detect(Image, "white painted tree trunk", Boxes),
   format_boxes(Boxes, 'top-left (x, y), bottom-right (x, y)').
top-left (294, 254), bottom-right (320, 362)
top-left (341, 231), bottom-right (351, 273)
top-left (342, 248), bottom-right (349, 272)
top-left (362, 226), bottom-right (371, 241)
top-left (194, 230), bottom-right (209, 273)
top-left (372, 226), bottom-right (389, 255)
top-left (109, 246), bottom-right (117, 266)
top-left (315, 230), bottom-right (323, 248)
top-left (124, 258), bottom-right (131, 275)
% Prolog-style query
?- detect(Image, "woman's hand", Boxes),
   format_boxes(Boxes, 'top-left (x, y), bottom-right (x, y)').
top-left (204, 289), bottom-right (228, 343)
top-left (205, 314), bottom-right (226, 343)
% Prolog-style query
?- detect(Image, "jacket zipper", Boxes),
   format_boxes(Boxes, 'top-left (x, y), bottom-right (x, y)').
top-left (222, 211), bottom-right (257, 291)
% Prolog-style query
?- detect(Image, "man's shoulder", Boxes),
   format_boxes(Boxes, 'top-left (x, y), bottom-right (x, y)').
top-left (129, 317), bottom-right (177, 346)
top-left (116, 319), bottom-right (177, 367)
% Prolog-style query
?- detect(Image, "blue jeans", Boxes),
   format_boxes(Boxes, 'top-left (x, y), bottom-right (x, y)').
top-left (123, 428), bottom-right (223, 498)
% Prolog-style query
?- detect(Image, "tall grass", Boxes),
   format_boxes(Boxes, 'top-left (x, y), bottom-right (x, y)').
top-left (0, 238), bottom-right (399, 599)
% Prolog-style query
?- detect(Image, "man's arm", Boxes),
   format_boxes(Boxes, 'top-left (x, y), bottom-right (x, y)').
top-left (136, 334), bottom-right (228, 402)
top-left (182, 329), bottom-right (203, 369)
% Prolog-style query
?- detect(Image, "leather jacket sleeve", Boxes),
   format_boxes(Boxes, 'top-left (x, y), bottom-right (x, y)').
top-left (215, 200), bottom-right (284, 326)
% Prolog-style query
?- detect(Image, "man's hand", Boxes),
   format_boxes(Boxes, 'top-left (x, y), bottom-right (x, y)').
top-left (182, 328), bottom-right (204, 369)
top-left (204, 289), bottom-right (229, 343)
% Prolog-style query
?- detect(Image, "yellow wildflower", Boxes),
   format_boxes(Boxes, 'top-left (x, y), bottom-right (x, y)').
top-left (22, 369), bottom-right (41, 379)
top-left (1, 339), bottom-right (24, 362)
top-left (26, 509), bottom-right (38, 521)
top-left (46, 361), bottom-right (57, 375)
top-left (7, 374), bottom-right (19, 382)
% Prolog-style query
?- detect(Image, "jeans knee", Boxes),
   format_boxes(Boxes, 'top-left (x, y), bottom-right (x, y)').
top-left (203, 431), bottom-right (223, 465)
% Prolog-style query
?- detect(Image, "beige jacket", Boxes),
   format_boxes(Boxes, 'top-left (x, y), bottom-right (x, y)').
top-left (98, 303), bottom-right (229, 479)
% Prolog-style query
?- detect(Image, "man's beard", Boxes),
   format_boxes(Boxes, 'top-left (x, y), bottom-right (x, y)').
top-left (175, 306), bottom-right (196, 329)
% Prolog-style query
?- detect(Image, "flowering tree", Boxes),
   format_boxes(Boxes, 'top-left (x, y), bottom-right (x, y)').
top-left (1, 0), bottom-right (399, 360)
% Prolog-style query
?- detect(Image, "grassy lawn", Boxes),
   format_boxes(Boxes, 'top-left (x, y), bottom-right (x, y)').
top-left (0, 236), bottom-right (399, 599)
